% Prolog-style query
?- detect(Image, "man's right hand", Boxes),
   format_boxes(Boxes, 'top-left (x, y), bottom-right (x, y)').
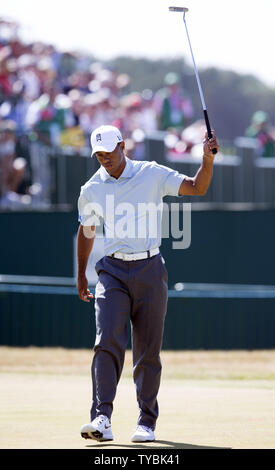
top-left (77, 274), bottom-right (94, 302)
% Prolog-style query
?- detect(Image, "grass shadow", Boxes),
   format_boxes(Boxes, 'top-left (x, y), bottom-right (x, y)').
top-left (86, 439), bottom-right (231, 449)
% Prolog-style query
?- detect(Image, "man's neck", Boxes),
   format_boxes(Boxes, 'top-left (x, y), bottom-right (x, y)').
top-left (108, 157), bottom-right (127, 179)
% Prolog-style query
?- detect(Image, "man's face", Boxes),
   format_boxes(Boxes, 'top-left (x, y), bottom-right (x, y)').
top-left (95, 142), bottom-right (125, 176)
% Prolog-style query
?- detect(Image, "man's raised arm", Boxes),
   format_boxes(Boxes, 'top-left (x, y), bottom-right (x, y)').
top-left (178, 132), bottom-right (219, 196)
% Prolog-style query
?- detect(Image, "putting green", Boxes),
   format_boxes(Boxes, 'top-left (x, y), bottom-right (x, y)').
top-left (0, 348), bottom-right (274, 449)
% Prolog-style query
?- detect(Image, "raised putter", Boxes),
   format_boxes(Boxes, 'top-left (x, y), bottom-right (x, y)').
top-left (169, 6), bottom-right (217, 154)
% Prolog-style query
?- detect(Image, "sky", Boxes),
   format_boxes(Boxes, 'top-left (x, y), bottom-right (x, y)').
top-left (1, 0), bottom-right (274, 87)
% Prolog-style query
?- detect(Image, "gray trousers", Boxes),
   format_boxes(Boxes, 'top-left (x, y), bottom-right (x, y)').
top-left (90, 253), bottom-right (168, 430)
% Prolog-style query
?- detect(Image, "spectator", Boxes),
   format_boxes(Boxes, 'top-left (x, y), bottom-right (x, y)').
top-left (0, 119), bottom-right (17, 197)
top-left (245, 110), bottom-right (275, 158)
top-left (138, 89), bottom-right (157, 133)
top-left (25, 88), bottom-right (66, 145)
top-left (0, 50), bottom-right (16, 100)
top-left (0, 119), bottom-right (32, 207)
top-left (17, 53), bottom-right (41, 100)
top-left (154, 72), bottom-right (194, 131)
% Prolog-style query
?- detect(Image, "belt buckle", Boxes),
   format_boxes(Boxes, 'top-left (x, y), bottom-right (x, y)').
top-left (125, 253), bottom-right (137, 261)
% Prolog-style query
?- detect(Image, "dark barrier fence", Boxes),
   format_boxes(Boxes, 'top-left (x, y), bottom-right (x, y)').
top-left (1, 281), bottom-right (275, 350)
top-left (49, 137), bottom-right (275, 206)
top-left (165, 295), bottom-right (275, 350)
top-left (2, 135), bottom-right (274, 211)
top-left (1, 207), bottom-right (275, 285)
top-left (0, 208), bottom-right (275, 349)
top-left (26, 135), bottom-right (275, 208)
top-left (0, 285), bottom-right (94, 349)
top-left (147, 134), bottom-right (275, 204)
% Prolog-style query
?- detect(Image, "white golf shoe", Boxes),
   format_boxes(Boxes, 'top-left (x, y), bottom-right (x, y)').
top-left (80, 414), bottom-right (113, 442)
top-left (131, 425), bottom-right (155, 442)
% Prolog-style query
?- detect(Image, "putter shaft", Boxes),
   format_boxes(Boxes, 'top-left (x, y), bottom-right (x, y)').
top-left (169, 7), bottom-right (217, 153)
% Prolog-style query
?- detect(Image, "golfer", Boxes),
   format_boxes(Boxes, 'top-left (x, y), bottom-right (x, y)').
top-left (78, 125), bottom-right (219, 442)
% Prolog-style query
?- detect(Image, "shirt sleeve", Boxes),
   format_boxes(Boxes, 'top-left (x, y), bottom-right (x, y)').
top-left (77, 191), bottom-right (102, 227)
top-left (151, 162), bottom-right (186, 197)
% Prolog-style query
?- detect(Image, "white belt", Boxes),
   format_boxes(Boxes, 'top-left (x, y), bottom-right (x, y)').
top-left (110, 247), bottom-right (159, 261)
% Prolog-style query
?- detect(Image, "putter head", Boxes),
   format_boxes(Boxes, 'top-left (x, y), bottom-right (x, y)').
top-left (169, 6), bottom-right (189, 13)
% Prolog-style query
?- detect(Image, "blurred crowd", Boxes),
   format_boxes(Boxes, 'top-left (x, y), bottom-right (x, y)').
top-left (1, 18), bottom-right (275, 209)
top-left (0, 18), bottom-right (196, 148)
top-left (0, 18), bottom-right (197, 207)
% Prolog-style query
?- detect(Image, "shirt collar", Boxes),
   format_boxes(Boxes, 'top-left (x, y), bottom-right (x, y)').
top-left (99, 157), bottom-right (133, 182)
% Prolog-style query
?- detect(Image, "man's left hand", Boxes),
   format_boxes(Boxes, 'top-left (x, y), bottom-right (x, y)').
top-left (203, 132), bottom-right (219, 157)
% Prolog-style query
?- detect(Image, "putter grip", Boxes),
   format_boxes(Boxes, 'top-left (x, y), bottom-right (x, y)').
top-left (204, 110), bottom-right (217, 154)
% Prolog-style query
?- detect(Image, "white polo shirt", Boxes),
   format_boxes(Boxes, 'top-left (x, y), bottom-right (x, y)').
top-left (78, 157), bottom-right (186, 255)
